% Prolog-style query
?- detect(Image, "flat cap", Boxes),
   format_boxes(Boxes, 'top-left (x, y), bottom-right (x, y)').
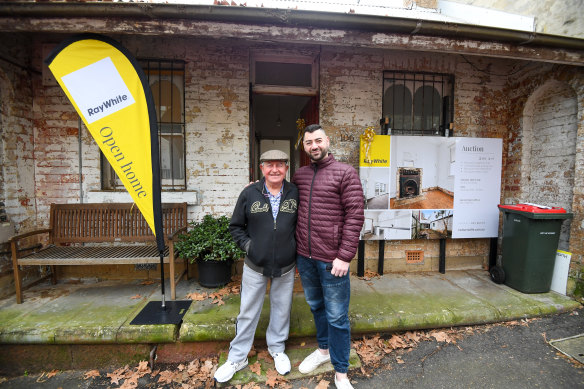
top-left (260, 149), bottom-right (289, 162)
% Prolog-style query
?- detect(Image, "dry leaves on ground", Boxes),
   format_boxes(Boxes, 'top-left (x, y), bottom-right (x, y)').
top-left (354, 327), bottom-right (472, 373)
top-left (185, 292), bottom-right (208, 301)
top-left (503, 318), bottom-right (537, 327)
top-left (256, 349), bottom-right (271, 363)
top-left (235, 383), bottom-right (262, 389)
top-left (249, 361), bottom-right (262, 375)
top-left (354, 270), bottom-right (380, 281)
top-left (46, 369), bottom-right (59, 378)
top-left (97, 357), bottom-right (218, 389)
top-left (83, 370), bottom-right (100, 379)
top-left (157, 370), bottom-right (177, 385)
top-left (354, 320), bottom-right (545, 375)
top-left (315, 379), bottom-right (330, 389)
top-left (186, 276), bottom-right (242, 305)
top-left (265, 368), bottom-right (290, 388)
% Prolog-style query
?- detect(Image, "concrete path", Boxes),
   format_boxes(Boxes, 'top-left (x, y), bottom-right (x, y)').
top-left (0, 270), bottom-right (580, 375)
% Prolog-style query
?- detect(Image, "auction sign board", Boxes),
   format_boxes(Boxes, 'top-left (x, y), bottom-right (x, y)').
top-left (359, 136), bottom-right (502, 240)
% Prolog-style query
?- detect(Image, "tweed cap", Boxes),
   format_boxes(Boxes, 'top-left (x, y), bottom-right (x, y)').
top-left (260, 149), bottom-right (289, 162)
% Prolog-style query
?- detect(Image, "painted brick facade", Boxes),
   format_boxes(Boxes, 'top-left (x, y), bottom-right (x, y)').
top-left (0, 35), bottom-right (40, 290)
top-left (0, 11), bottom-right (583, 297)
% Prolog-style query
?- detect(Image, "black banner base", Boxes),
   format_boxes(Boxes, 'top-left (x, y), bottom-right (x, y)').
top-left (130, 300), bottom-right (192, 325)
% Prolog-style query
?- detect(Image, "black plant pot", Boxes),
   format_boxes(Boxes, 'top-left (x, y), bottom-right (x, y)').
top-left (197, 259), bottom-right (233, 288)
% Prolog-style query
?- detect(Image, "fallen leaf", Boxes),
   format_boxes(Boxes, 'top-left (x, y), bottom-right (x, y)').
top-left (47, 369), bottom-right (59, 378)
top-left (315, 379), bottom-right (330, 389)
top-left (265, 369), bottom-right (279, 387)
top-left (120, 372), bottom-right (139, 389)
top-left (430, 331), bottom-right (451, 343)
top-left (388, 334), bottom-right (408, 349)
top-left (257, 350), bottom-right (271, 362)
top-left (140, 280), bottom-right (155, 285)
top-left (404, 331), bottom-right (421, 343)
top-left (396, 356), bottom-right (405, 364)
top-left (264, 368), bottom-right (290, 387)
top-left (158, 370), bottom-right (176, 384)
top-left (107, 371), bottom-right (124, 385)
top-left (137, 360), bottom-right (149, 373)
top-left (84, 370), bottom-right (100, 379)
top-left (130, 294), bottom-right (142, 300)
top-left (177, 363), bottom-right (185, 372)
top-left (249, 361), bottom-right (262, 375)
top-left (186, 292), bottom-right (207, 301)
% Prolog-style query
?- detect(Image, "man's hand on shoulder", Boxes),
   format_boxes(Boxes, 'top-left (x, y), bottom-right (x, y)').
top-left (331, 258), bottom-right (350, 277)
top-left (245, 180), bottom-right (259, 188)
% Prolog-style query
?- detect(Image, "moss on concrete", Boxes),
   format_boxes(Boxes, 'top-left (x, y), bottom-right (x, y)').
top-left (218, 347), bottom-right (361, 387)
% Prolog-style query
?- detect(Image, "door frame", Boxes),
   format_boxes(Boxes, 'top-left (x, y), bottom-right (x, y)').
top-left (249, 51), bottom-right (320, 181)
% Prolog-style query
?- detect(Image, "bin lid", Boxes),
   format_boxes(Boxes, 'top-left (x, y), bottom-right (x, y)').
top-left (498, 204), bottom-right (573, 220)
top-left (498, 203), bottom-right (566, 213)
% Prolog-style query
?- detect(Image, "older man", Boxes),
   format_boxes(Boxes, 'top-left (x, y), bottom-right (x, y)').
top-left (214, 150), bottom-right (299, 384)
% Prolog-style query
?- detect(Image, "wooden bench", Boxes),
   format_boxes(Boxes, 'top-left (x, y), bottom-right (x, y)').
top-left (9, 202), bottom-right (189, 304)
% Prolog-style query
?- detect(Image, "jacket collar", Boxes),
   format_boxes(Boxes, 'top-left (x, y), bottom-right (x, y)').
top-left (311, 153), bottom-right (335, 169)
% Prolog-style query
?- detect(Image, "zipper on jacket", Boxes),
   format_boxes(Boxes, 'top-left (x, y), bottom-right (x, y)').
top-left (308, 164), bottom-right (318, 258)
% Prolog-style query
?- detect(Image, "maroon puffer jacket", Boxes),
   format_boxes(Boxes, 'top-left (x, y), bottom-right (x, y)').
top-left (292, 154), bottom-right (364, 263)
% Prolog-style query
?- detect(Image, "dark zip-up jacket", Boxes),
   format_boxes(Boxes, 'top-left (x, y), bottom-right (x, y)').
top-left (292, 154), bottom-right (364, 263)
top-left (229, 178), bottom-right (299, 277)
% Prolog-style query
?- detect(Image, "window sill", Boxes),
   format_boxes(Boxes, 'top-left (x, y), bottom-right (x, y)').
top-left (86, 190), bottom-right (198, 205)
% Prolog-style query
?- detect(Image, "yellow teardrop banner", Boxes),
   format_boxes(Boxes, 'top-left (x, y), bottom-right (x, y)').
top-left (45, 35), bottom-right (163, 249)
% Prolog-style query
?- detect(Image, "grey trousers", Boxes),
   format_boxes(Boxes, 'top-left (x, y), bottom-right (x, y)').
top-left (227, 263), bottom-right (295, 363)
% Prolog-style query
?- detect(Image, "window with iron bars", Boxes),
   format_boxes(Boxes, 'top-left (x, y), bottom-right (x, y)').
top-left (101, 59), bottom-right (186, 190)
top-left (383, 71), bottom-right (454, 136)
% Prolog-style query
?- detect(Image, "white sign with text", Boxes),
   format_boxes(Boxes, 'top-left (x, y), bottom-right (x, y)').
top-left (452, 138), bottom-right (503, 238)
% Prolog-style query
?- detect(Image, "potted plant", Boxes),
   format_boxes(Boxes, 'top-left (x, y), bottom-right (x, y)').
top-left (174, 214), bottom-right (244, 288)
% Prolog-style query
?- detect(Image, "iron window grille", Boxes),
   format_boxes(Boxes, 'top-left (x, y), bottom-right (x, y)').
top-left (101, 59), bottom-right (186, 190)
top-left (383, 71), bottom-right (454, 136)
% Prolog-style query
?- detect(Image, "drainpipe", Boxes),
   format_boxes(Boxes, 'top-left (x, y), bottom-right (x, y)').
top-left (78, 117), bottom-right (83, 204)
top-left (0, 3), bottom-right (583, 51)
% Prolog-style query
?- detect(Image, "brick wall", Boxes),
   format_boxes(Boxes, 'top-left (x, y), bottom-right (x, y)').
top-left (523, 80), bottom-right (578, 250)
top-left (0, 35), bottom-right (41, 295)
top-left (0, 36), bottom-right (37, 231)
top-left (320, 48), bottom-right (515, 271)
top-left (505, 65), bottom-right (584, 297)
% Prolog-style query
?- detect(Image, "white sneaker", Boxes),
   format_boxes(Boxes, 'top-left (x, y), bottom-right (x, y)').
top-left (298, 349), bottom-right (331, 374)
top-left (269, 349), bottom-right (291, 375)
top-left (213, 358), bottom-right (248, 383)
top-left (334, 376), bottom-right (354, 389)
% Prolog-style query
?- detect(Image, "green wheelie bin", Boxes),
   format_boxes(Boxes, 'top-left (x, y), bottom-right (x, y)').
top-left (496, 204), bottom-right (573, 293)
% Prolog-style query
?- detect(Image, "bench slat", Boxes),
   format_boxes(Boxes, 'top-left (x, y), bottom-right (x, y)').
top-left (18, 245), bottom-right (171, 265)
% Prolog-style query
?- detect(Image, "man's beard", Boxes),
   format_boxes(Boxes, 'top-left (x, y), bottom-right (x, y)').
top-left (308, 147), bottom-right (328, 162)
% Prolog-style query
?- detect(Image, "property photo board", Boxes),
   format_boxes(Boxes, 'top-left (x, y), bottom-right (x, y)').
top-left (359, 135), bottom-right (502, 240)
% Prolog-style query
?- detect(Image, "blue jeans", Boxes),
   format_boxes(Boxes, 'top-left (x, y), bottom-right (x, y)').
top-left (296, 254), bottom-right (351, 373)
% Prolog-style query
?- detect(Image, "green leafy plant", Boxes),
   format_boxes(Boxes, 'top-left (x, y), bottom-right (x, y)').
top-left (174, 214), bottom-right (244, 263)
